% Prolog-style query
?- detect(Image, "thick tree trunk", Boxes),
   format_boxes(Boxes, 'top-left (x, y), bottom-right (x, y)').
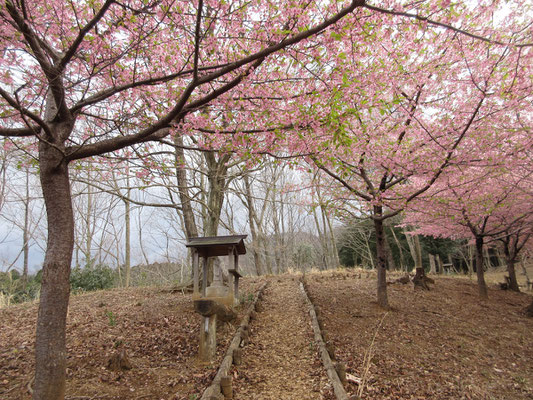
top-left (475, 236), bottom-right (488, 298)
top-left (384, 231), bottom-right (397, 271)
top-left (503, 244), bottom-right (520, 292)
top-left (33, 143), bottom-right (74, 400)
top-left (373, 207), bottom-right (389, 309)
top-left (204, 162), bottom-right (226, 237)
top-left (174, 136), bottom-right (198, 240)
top-left (506, 258), bottom-right (520, 292)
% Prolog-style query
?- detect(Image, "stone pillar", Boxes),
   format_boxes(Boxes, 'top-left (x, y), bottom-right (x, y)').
top-left (199, 314), bottom-right (217, 362)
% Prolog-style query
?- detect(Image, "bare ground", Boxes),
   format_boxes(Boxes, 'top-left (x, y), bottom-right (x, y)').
top-left (233, 277), bottom-right (334, 399)
top-left (0, 280), bottom-right (263, 400)
top-left (1, 271), bottom-right (532, 400)
top-left (306, 270), bottom-right (533, 400)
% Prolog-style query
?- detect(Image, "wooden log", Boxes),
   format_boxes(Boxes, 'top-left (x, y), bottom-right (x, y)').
top-left (326, 341), bottom-right (336, 361)
top-left (220, 376), bottom-right (233, 399)
top-left (193, 250), bottom-right (200, 294)
top-left (232, 348), bottom-right (242, 365)
top-left (335, 362), bottom-right (347, 386)
top-left (299, 281), bottom-right (350, 400)
top-left (194, 299), bottom-right (237, 322)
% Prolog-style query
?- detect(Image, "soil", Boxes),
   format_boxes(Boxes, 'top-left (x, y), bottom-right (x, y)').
top-left (0, 280), bottom-right (263, 400)
top-left (1, 270), bottom-right (532, 400)
top-left (232, 277), bottom-right (334, 399)
top-left (305, 269), bottom-right (533, 400)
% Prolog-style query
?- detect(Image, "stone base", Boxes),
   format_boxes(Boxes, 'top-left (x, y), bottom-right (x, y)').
top-left (204, 285), bottom-right (234, 307)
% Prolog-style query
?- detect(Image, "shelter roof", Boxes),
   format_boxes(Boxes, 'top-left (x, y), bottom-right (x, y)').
top-left (185, 235), bottom-right (247, 257)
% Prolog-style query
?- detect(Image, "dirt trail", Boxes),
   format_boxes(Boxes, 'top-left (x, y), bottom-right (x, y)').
top-left (233, 277), bottom-right (334, 399)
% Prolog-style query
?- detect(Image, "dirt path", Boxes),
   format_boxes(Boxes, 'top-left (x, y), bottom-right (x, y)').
top-left (233, 277), bottom-right (334, 399)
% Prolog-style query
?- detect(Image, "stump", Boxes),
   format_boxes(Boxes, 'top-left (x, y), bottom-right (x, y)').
top-left (233, 348), bottom-right (242, 365)
top-left (107, 349), bottom-right (132, 371)
top-left (335, 362), bottom-right (347, 386)
top-left (220, 376), bottom-right (233, 399)
top-left (413, 268), bottom-right (432, 290)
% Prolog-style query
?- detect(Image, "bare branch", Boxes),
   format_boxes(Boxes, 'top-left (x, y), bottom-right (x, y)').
top-left (365, 4), bottom-right (533, 48)
top-left (58, 0), bottom-right (116, 71)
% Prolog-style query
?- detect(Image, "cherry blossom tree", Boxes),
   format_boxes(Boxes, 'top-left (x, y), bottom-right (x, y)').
top-left (283, 12), bottom-right (532, 307)
top-left (405, 160), bottom-right (533, 297)
top-left (1, 0), bottom-right (532, 398)
top-left (0, 0), bottom-right (367, 397)
top-left (193, 1), bottom-right (532, 308)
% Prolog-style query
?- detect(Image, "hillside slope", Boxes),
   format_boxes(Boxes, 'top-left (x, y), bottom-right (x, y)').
top-left (1, 271), bottom-right (532, 399)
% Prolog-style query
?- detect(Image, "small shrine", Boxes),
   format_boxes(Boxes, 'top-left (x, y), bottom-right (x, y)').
top-left (185, 234), bottom-right (247, 361)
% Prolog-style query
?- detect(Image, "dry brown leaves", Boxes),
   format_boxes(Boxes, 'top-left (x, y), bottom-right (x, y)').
top-left (306, 270), bottom-right (533, 400)
top-left (0, 280), bottom-right (262, 400)
top-left (2, 272), bottom-right (532, 400)
top-left (233, 277), bottom-right (334, 399)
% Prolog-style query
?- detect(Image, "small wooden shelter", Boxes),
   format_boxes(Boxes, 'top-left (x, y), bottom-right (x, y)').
top-left (185, 235), bottom-right (247, 361)
top-left (186, 234), bottom-right (247, 299)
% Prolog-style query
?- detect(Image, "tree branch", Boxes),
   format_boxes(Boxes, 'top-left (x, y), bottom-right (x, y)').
top-left (58, 0), bottom-right (116, 71)
top-left (364, 4), bottom-right (533, 48)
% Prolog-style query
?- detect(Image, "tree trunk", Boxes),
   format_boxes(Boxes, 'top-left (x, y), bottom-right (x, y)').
top-left (174, 135), bottom-right (198, 240)
top-left (436, 254), bottom-right (444, 275)
top-left (405, 231), bottom-right (422, 271)
top-left (475, 236), bottom-right (488, 298)
top-left (33, 142), bottom-right (74, 400)
top-left (390, 227), bottom-right (406, 272)
top-left (244, 174), bottom-right (263, 275)
top-left (467, 244), bottom-right (474, 276)
top-left (22, 166), bottom-right (30, 288)
top-left (203, 153), bottom-right (227, 237)
top-left (383, 230), bottom-right (397, 271)
top-left (373, 207), bottom-right (389, 309)
top-left (85, 173), bottom-right (93, 264)
top-left (506, 258), bottom-right (520, 292)
top-left (124, 197), bottom-right (131, 288)
top-left (428, 254), bottom-right (436, 274)
top-left (502, 242), bottom-right (520, 292)
top-left (313, 206), bottom-right (329, 270)
top-left (323, 205), bottom-right (340, 268)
